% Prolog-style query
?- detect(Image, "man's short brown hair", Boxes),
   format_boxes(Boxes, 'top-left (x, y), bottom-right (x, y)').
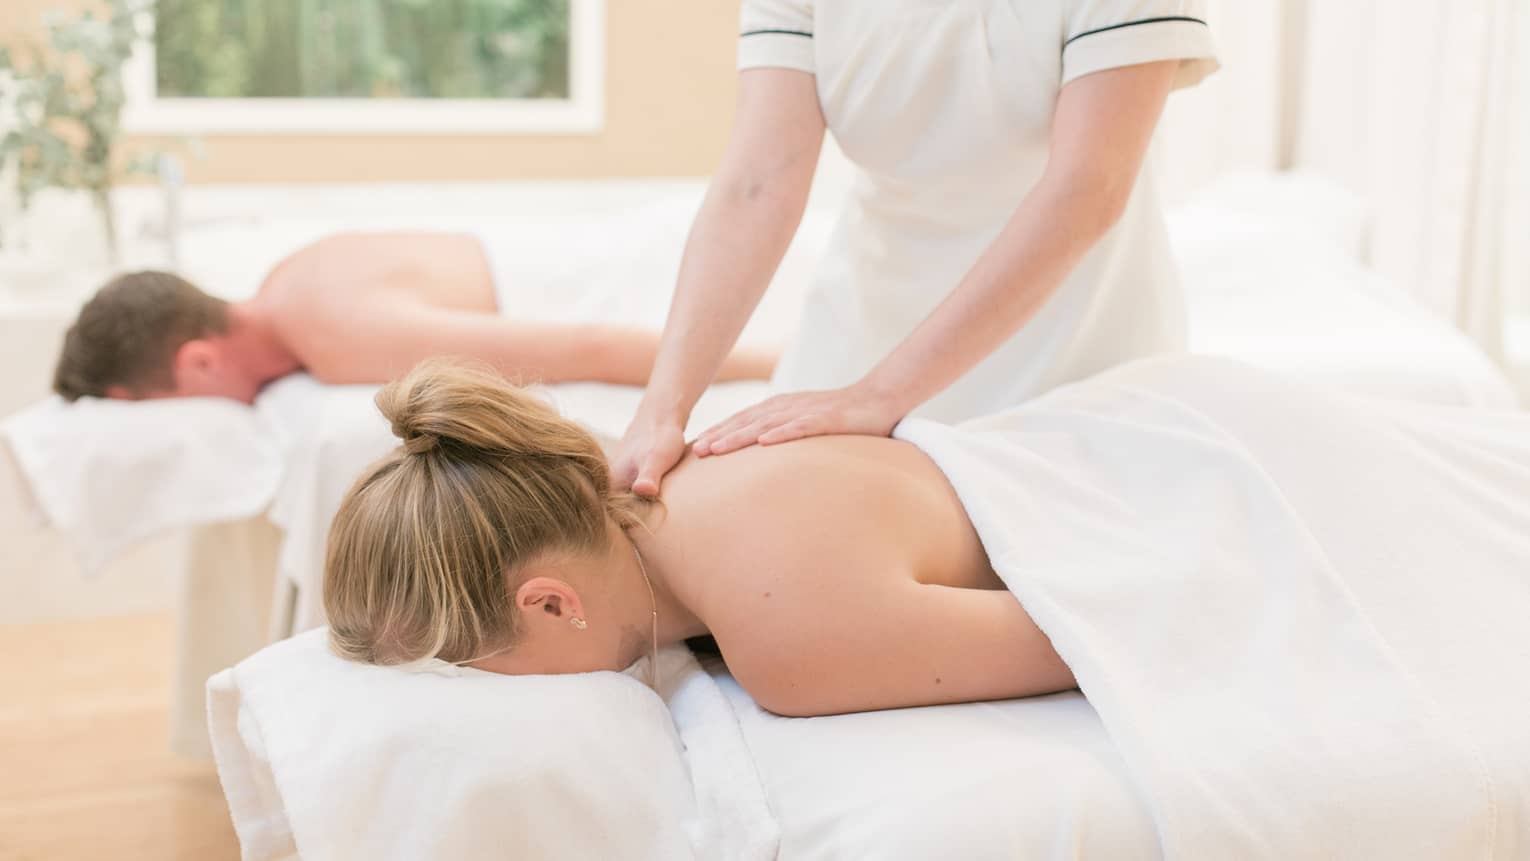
top-left (53, 271), bottom-right (230, 401)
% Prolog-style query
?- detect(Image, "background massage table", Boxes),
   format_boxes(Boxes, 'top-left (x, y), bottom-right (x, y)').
top-left (0, 172), bottom-right (1519, 761)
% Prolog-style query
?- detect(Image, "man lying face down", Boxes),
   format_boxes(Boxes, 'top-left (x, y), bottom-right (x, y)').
top-left (52, 231), bottom-right (776, 404)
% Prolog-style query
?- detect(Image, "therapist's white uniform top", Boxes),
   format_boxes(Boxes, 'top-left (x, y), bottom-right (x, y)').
top-left (742, 0), bottom-right (1219, 423)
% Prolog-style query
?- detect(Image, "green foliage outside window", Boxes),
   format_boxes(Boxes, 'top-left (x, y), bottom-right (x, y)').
top-left (153, 0), bottom-right (571, 101)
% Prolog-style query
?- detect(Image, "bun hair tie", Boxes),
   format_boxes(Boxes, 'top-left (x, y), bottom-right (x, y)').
top-left (400, 432), bottom-right (439, 455)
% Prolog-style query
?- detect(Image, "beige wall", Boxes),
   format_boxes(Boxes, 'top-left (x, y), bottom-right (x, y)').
top-left (3, 0), bottom-right (742, 182)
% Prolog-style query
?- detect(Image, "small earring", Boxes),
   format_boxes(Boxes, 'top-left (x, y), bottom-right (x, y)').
top-left (569, 617), bottom-right (588, 630)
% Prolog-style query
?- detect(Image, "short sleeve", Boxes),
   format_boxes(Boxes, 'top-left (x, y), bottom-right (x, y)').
top-left (737, 0), bottom-right (815, 74)
top-left (1060, 0), bottom-right (1219, 90)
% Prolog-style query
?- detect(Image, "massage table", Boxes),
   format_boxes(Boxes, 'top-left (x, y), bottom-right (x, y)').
top-left (0, 173), bottom-right (1520, 762)
top-left (207, 355), bottom-right (1530, 860)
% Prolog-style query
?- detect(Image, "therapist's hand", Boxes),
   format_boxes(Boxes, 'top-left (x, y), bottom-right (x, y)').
top-left (611, 415), bottom-right (688, 499)
top-left (692, 383), bottom-right (906, 457)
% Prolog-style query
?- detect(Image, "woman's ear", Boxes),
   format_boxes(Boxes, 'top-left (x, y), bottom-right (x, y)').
top-left (515, 576), bottom-right (586, 628)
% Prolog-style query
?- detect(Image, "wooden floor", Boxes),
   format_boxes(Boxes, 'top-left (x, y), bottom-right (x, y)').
top-left (0, 614), bottom-right (240, 861)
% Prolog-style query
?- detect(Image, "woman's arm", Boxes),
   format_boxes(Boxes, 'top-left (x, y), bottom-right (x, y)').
top-left (692, 60), bottom-right (1181, 455)
top-left (721, 579), bottom-right (1075, 717)
top-left (612, 68), bottom-right (827, 495)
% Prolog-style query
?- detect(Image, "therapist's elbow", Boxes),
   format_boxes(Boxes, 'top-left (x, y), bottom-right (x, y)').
top-left (714, 141), bottom-right (817, 214)
top-left (714, 169), bottom-right (810, 220)
top-left (1048, 170), bottom-right (1135, 239)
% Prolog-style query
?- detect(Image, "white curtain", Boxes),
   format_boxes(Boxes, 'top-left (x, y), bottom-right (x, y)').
top-left (1156, 0), bottom-right (1529, 372)
top-left (1154, 0), bottom-right (1294, 204)
top-left (1296, 0), bottom-right (1528, 363)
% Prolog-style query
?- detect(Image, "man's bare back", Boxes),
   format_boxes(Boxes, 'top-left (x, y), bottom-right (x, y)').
top-left (259, 232), bottom-right (499, 316)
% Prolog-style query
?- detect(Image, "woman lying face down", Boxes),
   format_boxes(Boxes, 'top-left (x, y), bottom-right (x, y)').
top-left (324, 361), bottom-right (1074, 717)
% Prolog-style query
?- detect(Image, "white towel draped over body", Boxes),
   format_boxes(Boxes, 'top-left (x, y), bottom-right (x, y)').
top-left (893, 356), bottom-right (1530, 860)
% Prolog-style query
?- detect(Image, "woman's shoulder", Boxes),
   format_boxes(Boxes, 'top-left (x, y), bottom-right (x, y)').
top-left (651, 434), bottom-right (930, 595)
top-left (662, 434), bottom-right (917, 509)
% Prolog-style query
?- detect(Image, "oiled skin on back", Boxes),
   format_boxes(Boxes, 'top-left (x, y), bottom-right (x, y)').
top-left (639, 434), bottom-right (1075, 717)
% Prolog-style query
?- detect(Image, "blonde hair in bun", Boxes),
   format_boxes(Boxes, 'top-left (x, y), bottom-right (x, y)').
top-left (324, 358), bottom-right (642, 666)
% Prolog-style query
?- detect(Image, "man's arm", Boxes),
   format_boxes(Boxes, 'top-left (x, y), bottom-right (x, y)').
top-left (288, 305), bottom-right (777, 386)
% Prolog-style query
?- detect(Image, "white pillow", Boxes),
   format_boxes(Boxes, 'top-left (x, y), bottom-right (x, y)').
top-left (207, 629), bottom-right (706, 861)
top-left (1167, 171), bottom-right (1371, 293)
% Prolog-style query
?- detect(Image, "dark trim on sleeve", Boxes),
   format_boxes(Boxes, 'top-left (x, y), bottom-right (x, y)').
top-left (1063, 16), bottom-right (1207, 49)
top-left (741, 28), bottom-right (813, 38)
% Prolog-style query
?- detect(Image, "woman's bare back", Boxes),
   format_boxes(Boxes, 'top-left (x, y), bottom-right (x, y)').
top-left (642, 435), bottom-right (1075, 716)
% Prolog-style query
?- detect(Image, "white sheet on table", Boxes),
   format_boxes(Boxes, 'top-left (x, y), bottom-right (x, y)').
top-left (893, 356), bottom-right (1530, 858)
top-left (207, 631), bottom-right (775, 861)
top-left (708, 659), bottom-right (1158, 860)
top-left (1173, 197), bottom-right (1518, 409)
top-left (1171, 173), bottom-right (1516, 409)
top-left (0, 393), bottom-right (281, 573)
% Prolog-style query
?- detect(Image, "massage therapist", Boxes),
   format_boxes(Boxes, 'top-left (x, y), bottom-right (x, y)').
top-left (614, 0), bottom-right (1219, 496)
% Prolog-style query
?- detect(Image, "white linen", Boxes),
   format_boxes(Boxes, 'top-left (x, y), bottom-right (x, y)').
top-left (1189, 274), bottom-right (1518, 408)
top-left (207, 630), bottom-right (774, 861)
top-left (263, 383), bottom-right (399, 633)
top-left (474, 196), bottom-right (704, 327)
top-left (708, 660), bottom-right (1158, 860)
top-left (1170, 177), bottom-right (1519, 408)
top-left (0, 394), bottom-right (282, 573)
top-left (893, 355), bottom-right (1530, 858)
top-left (655, 649), bottom-right (781, 860)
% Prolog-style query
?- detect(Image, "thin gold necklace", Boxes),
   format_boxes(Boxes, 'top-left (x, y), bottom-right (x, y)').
top-left (630, 539), bottom-right (660, 690)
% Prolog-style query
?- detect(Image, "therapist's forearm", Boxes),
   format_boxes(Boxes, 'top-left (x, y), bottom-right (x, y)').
top-left (637, 178), bottom-right (811, 423)
top-left (861, 61), bottom-right (1177, 414)
top-left (860, 174), bottom-right (1124, 413)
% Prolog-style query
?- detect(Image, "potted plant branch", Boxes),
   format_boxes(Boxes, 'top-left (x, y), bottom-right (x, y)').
top-left (0, 0), bottom-right (160, 264)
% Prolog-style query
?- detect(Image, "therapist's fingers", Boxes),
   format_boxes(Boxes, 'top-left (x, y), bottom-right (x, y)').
top-left (701, 413), bottom-right (773, 455)
top-left (695, 404), bottom-right (777, 456)
top-left (631, 470), bottom-right (661, 499)
top-left (631, 450), bottom-right (672, 498)
top-left (705, 417), bottom-right (782, 455)
top-left (609, 437), bottom-right (651, 493)
top-left (757, 415), bottom-right (822, 446)
top-left (632, 435), bottom-right (687, 498)
top-left (612, 416), bottom-right (687, 497)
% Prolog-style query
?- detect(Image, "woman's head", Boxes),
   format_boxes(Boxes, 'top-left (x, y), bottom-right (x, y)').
top-left (324, 359), bottom-right (650, 674)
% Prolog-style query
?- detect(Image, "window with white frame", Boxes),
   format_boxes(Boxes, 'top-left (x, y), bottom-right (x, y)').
top-left (123, 0), bottom-right (604, 134)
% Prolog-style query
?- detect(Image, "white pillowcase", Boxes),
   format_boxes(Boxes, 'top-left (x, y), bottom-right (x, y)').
top-left (207, 630), bottom-right (770, 861)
